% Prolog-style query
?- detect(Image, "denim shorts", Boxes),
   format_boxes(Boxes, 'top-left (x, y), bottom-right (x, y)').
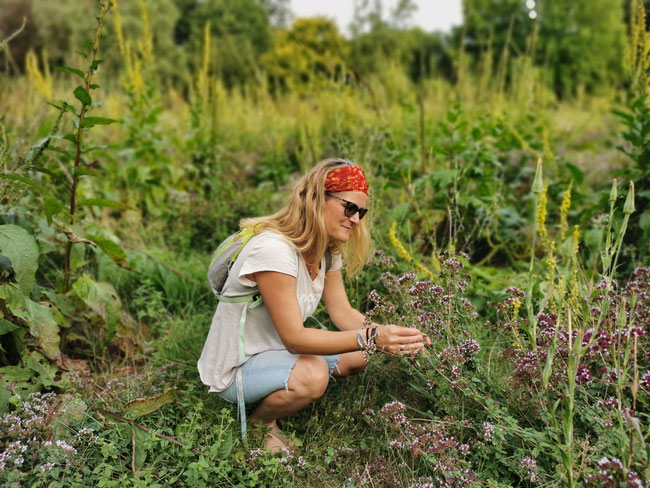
top-left (216, 350), bottom-right (340, 405)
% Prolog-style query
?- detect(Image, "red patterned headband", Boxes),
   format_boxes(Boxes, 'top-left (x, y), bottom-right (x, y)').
top-left (325, 164), bottom-right (369, 194)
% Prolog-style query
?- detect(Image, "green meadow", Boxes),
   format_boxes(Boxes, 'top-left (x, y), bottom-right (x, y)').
top-left (0, 0), bottom-right (649, 486)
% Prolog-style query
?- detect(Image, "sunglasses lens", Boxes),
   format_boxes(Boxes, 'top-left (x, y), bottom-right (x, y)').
top-left (344, 203), bottom-right (367, 219)
top-left (344, 203), bottom-right (358, 218)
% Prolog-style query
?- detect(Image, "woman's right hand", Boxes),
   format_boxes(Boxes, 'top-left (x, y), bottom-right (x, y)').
top-left (373, 325), bottom-right (429, 356)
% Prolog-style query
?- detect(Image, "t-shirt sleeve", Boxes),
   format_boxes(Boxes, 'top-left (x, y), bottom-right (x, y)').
top-left (328, 253), bottom-right (343, 272)
top-left (238, 233), bottom-right (298, 287)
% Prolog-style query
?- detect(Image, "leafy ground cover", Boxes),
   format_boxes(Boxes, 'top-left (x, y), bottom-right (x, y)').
top-left (1, 1), bottom-right (649, 486)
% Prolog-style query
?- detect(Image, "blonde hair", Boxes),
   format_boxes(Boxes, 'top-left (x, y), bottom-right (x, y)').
top-left (241, 158), bottom-right (371, 276)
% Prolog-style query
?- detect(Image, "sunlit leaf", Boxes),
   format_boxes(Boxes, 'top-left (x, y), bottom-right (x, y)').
top-left (123, 388), bottom-right (178, 420)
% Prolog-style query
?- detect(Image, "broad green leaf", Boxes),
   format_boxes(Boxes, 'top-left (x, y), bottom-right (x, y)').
top-left (132, 425), bottom-right (148, 473)
top-left (71, 276), bottom-right (121, 344)
top-left (74, 86), bottom-right (92, 106)
top-left (78, 198), bottom-right (129, 210)
top-left (0, 318), bottom-right (20, 336)
top-left (80, 117), bottom-right (117, 128)
top-left (42, 289), bottom-right (76, 317)
top-left (89, 84), bottom-right (100, 90)
top-left (0, 285), bottom-right (61, 360)
top-left (23, 350), bottom-right (58, 387)
top-left (90, 59), bottom-right (103, 72)
top-left (55, 66), bottom-right (85, 80)
top-left (86, 233), bottom-right (131, 270)
top-left (0, 224), bottom-right (39, 294)
top-left (0, 173), bottom-right (48, 194)
top-left (123, 388), bottom-right (178, 420)
top-left (0, 365), bottom-right (35, 382)
top-left (40, 301), bottom-right (68, 329)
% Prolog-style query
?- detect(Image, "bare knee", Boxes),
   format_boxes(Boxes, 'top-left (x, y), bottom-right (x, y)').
top-left (288, 356), bottom-right (330, 400)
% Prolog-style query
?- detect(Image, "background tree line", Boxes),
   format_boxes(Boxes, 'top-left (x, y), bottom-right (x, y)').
top-left (0, 0), bottom-right (644, 96)
top-left (0, 0), bottom-right (641, 98)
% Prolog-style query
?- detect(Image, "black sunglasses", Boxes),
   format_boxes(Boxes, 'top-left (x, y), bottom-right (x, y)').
top-left (326, 191), bottom-right (368, 220)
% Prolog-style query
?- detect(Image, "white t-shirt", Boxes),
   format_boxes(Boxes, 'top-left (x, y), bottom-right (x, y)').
top-left (197, 231), bottom-right (343, 392)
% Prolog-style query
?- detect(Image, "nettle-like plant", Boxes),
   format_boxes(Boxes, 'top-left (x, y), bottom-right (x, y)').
top-left (366, 163), bottom-right (647, 486)
top-left (0, 0), bottom-right (133, 412)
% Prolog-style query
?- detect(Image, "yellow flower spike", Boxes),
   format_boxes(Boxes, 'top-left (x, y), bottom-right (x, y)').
top-left (389, 222), bottom-right (435, 280)
top-left (25, 49), bottom-right (52, 99)
top-left (138, 0), bottom-right (153, 64)
top-left (389, 222), bottom-right (413, 263)
top-left (570, 226), bottom-right (580, 302)
top-left (536, 185), bottom-right (548, 246)
top-left (559, 185), bottom-right (572, 236)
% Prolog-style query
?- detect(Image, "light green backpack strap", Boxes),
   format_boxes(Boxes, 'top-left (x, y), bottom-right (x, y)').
top-left (216, 291), bottom-right (263, 440)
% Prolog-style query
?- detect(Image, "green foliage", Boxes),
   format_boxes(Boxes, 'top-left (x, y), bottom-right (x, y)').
top-left (262, 17), bottom-right (349, 91)
top-left (0, 0), bottom-right (648, 485)
top-left (538, 0), bottom-right (626, 96)
top-left (0, 224), bottom-right (38, 294)
top-left (177, 0), bottom-right (272, 87)
top-left (461, 0), bottom-right (627, 97)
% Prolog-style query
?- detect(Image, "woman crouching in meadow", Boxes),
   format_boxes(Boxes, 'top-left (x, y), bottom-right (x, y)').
top-left (198, 158), bottom-right (430, 451)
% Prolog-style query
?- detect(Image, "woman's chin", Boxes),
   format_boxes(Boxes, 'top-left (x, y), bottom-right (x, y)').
top-left (328, 232), bottom-right (350, 243)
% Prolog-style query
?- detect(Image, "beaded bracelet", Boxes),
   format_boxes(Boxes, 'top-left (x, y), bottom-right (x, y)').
top-left (356, 328), bottom-right (367, 350)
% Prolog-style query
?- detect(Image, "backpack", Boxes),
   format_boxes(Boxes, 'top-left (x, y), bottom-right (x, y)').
top-left (207, 228), bottom-right (333, 439)
top-left (208, 228), bottom-right (333, 299)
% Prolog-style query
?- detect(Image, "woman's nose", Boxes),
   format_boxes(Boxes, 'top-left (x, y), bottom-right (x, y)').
top-left (349, 212), bottom-right (360, 225)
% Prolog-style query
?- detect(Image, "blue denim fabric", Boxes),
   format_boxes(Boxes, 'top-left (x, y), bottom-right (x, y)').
top-left (216, 350), bottom-right (340, 404)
